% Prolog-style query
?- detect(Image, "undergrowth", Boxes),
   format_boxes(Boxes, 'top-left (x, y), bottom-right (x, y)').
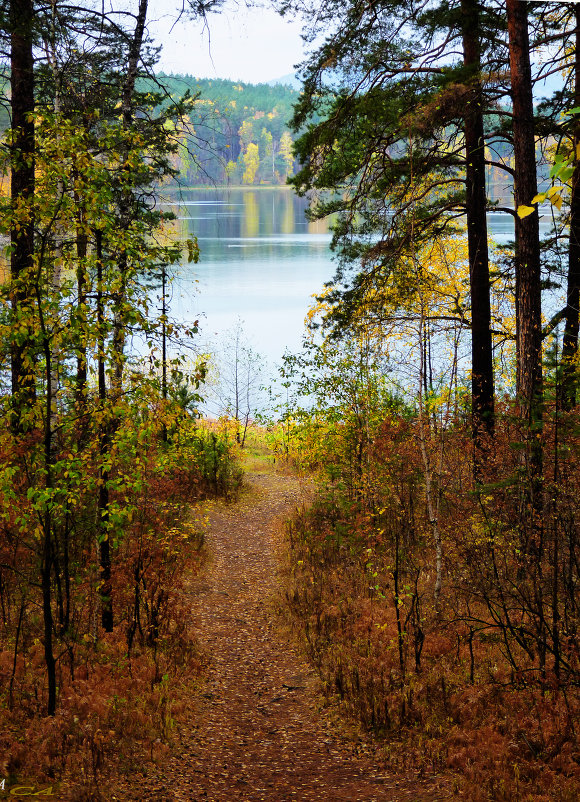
top-left (284, 403), bottom-right (580, 802)
top-left (0, 406), bottom-right (242, 800)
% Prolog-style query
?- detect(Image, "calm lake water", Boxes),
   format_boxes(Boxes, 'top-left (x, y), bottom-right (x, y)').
top-left (162, 187), bottom-right (553, 367)
top-left (163, 187), bottom-right (333, 367)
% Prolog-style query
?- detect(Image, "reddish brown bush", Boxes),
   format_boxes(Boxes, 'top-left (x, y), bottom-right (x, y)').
top-left (285, 401), bottom-right (580, 800)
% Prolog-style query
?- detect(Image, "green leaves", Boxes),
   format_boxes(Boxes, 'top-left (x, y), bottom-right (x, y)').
top-left (517, 142), bottom-right (580, 218)
top-left (186, 237), bottom-right (200, 263)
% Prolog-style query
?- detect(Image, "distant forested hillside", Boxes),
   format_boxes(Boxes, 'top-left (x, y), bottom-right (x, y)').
top-left (155, 75), bottom-right (523, 199)
top-left (0, 70), bottom-right (537, 198)
top-left (156, 75), bottom-right (300, 186)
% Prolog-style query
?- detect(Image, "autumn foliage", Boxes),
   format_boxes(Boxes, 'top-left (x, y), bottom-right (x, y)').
top-left (282, 388), bottom-right (579, 801)
top-left (0, 403), bottom-right (241, 798)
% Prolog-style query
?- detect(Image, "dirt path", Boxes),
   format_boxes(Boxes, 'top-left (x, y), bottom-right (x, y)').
top-left (130, 470), bottom-right (450, 802)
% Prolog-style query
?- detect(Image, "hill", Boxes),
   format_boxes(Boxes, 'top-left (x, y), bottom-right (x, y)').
top-left (157, 74), bottom-right (301, 186)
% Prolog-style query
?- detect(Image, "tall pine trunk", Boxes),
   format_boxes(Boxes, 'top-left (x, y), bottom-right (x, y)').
top-left (506, 0), bottom-right (543, 526)
top-left (10, 0), bottom-right (36, 430)
top-left (562, 6), bottom-right (580, 408)
top-left (507, 0), bottom-right (543, 408)
top-left (461, 0), bottom-right (495, 466)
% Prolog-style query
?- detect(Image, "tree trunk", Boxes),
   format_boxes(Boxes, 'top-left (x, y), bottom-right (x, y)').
top-left (507, 0), bottom-right (543, 410)
top-left (37, 269), bottom-right (58, 714)
top-left (562, 6), bottom-right (580, 409)
top-left (96, 230), bottom-right (113, 633)
top-left (10, 0), bottom-right (36, 430)
top-left (461, 0), bottom-right (495, 465)
top-left (45, 0), bottom-right (64, 441)
top-left (161, 267), bottom-right (168, 442)
top-left (506, 0), bottom-right (543, 523)
top-left (41, 506), bottom-right (56, 715)
top-left (74, 167), bottom-right (88, 414)
top-left (112, 0), bottom-right (149, 397)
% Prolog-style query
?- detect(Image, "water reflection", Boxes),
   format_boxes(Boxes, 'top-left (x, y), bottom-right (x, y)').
top-left (0, 193), bottom-right (559, 375)
top-left (160, 192), bottom-right (557, 368)
top-left (281, 192), bottom-right (295, 235)
top-left (242, 192), bottom-right (259, 239)
top-left (162, 188), bottom-right (334, 366)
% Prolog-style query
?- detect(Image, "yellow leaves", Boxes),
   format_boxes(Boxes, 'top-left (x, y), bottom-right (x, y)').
top-left (536, 185), bottom-right (564, 210)
top-left (242, 142), bottom-right (260, 184)
top-left (305, 285), bottom-right (333, 333)
top-left (524, 185), bottom-right (564, 214)
top-left (517, 204), bottom-right (536, 219)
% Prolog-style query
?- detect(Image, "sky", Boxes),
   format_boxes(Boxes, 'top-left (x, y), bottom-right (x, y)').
top-left (148, 1), bottom-right (307, 84)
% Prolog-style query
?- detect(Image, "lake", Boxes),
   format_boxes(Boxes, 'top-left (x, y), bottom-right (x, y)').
top-left (162, 187), bottom-right (556, 369)
top-left (163, 187), bottom-right (333, 368)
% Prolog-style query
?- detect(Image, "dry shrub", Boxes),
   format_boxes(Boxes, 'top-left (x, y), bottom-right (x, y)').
top-left (285, 402), bottom-right (580, 800)
top-left (0, 629), bottom-right (199, 800)
top-left (0, 434), bottom-right (220, 799)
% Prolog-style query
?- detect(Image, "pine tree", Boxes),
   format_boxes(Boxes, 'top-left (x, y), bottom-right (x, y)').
top-left (287, 0), bottom-right (500, 460)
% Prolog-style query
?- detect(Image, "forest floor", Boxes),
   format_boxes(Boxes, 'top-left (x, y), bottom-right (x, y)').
top-left (113, 452), bottom-right (454, 802)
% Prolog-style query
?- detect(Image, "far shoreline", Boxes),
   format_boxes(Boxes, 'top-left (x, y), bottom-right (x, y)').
top-left (164, 183), bottom-right (296, 193)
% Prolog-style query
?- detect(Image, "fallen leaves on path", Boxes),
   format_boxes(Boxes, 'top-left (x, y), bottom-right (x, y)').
top-left (115, 471), bottom-right (452, 801)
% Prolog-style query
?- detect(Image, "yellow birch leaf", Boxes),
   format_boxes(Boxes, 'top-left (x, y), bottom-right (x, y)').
top-left (517, 204), bottom-right (535, 218)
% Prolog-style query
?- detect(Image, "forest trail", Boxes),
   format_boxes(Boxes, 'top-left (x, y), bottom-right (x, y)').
top-left (129, 467), bottom-right (450, 802)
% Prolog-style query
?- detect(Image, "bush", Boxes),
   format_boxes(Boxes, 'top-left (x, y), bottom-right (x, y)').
top-left (0, 391), bottom-right (241, 797)
top-left (284, 401), bottom-right (580, 800)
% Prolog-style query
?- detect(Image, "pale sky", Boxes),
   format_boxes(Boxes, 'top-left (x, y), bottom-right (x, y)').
top-left (148, 1), bottom-right (307, 84)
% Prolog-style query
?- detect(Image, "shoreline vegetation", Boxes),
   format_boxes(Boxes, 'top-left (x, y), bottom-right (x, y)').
top-left (151, 74), bottom-right (516, 201)
top-left (163, 183), bottom-right (299, 193)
